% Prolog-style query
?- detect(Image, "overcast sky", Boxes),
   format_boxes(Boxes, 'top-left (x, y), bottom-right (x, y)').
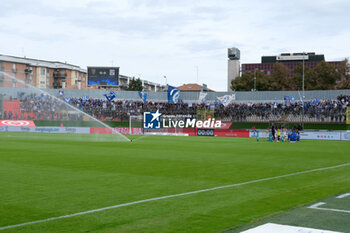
top-left (0, 0), bottom-right (349, 91)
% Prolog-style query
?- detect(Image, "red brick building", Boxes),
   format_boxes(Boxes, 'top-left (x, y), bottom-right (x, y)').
top-left (242, 52), bottom-right (342, 77)
top-left (0, 54), bottom-right (88, 89)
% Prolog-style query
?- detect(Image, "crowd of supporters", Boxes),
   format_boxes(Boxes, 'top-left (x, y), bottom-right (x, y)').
top-left (216, 99), bottom-right (348, 122)
top-left (1, 93), bottom-right (349, 123)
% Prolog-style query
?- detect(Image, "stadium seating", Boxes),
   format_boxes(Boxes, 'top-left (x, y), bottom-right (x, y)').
top-left (1, 94), bottom-right (348, 123)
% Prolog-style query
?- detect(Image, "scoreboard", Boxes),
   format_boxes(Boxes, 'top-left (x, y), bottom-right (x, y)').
top-left (87, 67), bottom-right (119, 86)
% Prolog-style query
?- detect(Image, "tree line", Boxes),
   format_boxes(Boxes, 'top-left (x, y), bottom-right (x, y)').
top-left (231, 59), bottom-right (350, 91)
top-left (127, 77), bottom-right (143, 91)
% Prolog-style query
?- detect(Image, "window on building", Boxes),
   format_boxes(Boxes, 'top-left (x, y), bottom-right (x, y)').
top-left (41, 68), bottom-right (45, 75)
top-left (12, 63), bottom-right (16, 71)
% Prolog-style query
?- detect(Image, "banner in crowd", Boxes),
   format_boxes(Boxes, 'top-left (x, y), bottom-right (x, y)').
top-left (284, 96), bottom-right (290, 106)
top-left (283, 96), bottom-right (295, 104)
top-left (217, 94), bottom-right (235, 107)
top-left (168, 86), bottom-right (180, 104)
top-left (198, 92), bottom-right (207, 103)
top-left (82, 96), bottom-right (90, 103)
top-left (103, 91), bottom-right (116, 102)
top-left (138, 91), bottom-right (148, 104)
top-left (347, 107), bottom-right (350, 124)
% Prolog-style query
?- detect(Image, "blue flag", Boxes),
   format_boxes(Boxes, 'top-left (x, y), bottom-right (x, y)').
top-left (168, 86), bottom-right (180, 104)
top-left (103, 91), bottom-right (116, 102)
top-left (284, 96), bottom-right (290, 106)
top-left (64, 98), bottom-right (71, 103)
top-left (58, 90), bottom-right (64, 96)
top-left (138, 91), bottom-right (148, 104)
top-left (311, 98), bottom-right (320, 106)
top-left (273, 98), bottom-right (278, 108)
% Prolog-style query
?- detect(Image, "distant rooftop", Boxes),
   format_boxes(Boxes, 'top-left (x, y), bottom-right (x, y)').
top-left (0, 54), bottom-right (86, 72)
top-left (177, 83), bottom-right (215, 92)
top-left (260, 52), bottom-right (326, 63)
top-left (0, 54), bottom-right (166, 90)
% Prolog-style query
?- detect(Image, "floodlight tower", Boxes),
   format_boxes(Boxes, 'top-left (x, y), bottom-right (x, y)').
top-left (227, 48), bottom-right (240, 91)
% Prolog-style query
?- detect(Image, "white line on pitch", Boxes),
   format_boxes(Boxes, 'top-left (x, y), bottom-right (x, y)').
top-left (308, 202), bottom-right (350, 214)
top-left (336, 193), bottom-right (350, 199)
top-left (1, 162), bottom-right (350, 231)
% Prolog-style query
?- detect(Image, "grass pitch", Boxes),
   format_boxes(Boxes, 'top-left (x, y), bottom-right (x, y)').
top-left (225, 191), bottom-right (350, 232)
top-left (0, 132), bottom-right (349, 233)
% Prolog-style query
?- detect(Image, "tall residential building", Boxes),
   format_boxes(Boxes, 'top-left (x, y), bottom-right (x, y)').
top-left (227, 48), bottom-right (240, 91)
top-left (0, 54), bottom-right (165, 91)
top-left (0, 54), bottom-right (87, 89)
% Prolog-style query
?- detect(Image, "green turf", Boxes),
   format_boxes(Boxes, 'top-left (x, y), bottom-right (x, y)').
top-left (0, 133), bottom-right (349, 233)
top-left (225, 191), bottom-right (350, 232)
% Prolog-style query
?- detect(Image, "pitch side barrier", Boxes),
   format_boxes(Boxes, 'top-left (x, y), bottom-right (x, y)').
top-left (249, 129), bottom-right (350, 141)
top-left (0, 126), bottom-right (90, 134)
top-left (0, 126), bottom-right (250, 138)
top-left (1, 126), bottom-right (349, 141)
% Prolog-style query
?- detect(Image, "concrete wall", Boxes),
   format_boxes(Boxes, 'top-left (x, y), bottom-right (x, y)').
top-left (1, 87), bottom-right (349, 103)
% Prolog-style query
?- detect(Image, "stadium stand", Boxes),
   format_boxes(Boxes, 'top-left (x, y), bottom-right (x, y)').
top-left (1, 91), bottom-right (349, 123)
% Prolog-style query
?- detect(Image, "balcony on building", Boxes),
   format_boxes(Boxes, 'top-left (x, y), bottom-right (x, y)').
top-left (53, 81), bottom-right (62, 89)
top-left (53, 69), bottom-right (67, 79)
